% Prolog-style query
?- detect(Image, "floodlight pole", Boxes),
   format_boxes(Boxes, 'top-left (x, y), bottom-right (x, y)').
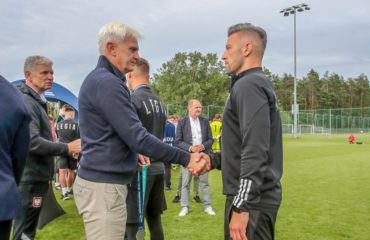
top-left (293, 10), bottom-right (298, 139)
top-left (280, 3), bottom-right (310, 139)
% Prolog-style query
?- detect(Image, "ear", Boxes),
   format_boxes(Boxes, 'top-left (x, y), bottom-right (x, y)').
top-left (25, 71), bottom-right (32, 82)
top-left (147, 75), bottom-right (150, 81)
top-left (107, 42), bottom-right (116, 56)
top-left (128, 72), bottom-right (132, 79)
top-left (242, 42), bottom-right (253, 57)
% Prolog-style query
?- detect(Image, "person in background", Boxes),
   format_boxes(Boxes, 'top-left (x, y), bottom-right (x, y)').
top-left (0, 75), bottom-right (31, 240)
top-left (176, 99), bottom-right (215, 216)
top-left (164, 116), bottom-right (176, 191)
top-left (210, 114), bottom-right (222, 153)
top-left (349, 134), bottom-right (355, 144)
top-left (56, 107), bottom-right (80, 200)
top-left (12, 56), bottom-right (81, 240)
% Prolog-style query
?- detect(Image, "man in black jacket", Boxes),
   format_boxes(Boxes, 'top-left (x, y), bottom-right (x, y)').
top-left (176, 99), bottom-right (215, 216)
top-left (125, 58), bottom-right (169, 240)
top-left (0, 75), bottom-right (31, 240)
top-left (12, 56), bottom-right (81, 240)
top-left (201, 23), bottom-right (283, 240)
top-left (56, 107), bottom-right (80, 200)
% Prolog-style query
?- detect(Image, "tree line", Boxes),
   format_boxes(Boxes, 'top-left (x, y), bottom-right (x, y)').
top-left (149, 51), bottom-right (370, 112)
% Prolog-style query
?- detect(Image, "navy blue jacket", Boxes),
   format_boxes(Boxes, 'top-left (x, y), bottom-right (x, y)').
top-left (78, 56), bottom-right (190, 184)
top-left (175, 116), bottom-right (214, 154)
top-left (163, 122), bottom-right (176, 147)
top-left (0, 76), bottom-right (31, 220)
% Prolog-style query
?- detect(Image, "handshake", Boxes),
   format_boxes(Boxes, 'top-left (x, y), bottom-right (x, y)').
top-left (186, 152), bottom-right (211, 176)
top-left (137, 153), bottom-right (211, 176)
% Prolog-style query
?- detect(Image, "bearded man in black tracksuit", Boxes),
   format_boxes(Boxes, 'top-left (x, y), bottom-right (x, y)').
top-left (201, 23), bottom-right (283, 240)
top-left (125, 58), bottom-right (168, 240)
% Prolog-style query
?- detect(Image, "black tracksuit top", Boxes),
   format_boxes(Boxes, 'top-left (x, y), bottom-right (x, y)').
top-left (210, 67), bottom-right (283, 212)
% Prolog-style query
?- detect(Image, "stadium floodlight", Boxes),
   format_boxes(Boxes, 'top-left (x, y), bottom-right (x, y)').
top-left (279, 3), bottom-right (311, 139)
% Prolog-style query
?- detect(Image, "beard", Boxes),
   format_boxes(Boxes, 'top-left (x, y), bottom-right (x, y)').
top-left (226, 54), bottom-right (244, 75)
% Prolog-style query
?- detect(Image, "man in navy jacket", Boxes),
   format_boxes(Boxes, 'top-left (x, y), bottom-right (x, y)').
top-left (0, 75), bottom-right (31, 240)
top-left (74, 22), bottom-right (208, 240)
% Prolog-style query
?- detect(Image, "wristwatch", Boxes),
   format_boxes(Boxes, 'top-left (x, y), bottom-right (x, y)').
top-left (232, 205), bottom-right (246, 214)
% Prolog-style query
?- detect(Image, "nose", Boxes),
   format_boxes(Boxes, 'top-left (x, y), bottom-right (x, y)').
top-left (134, 51), bottom-right (140, 60)
top-left (221, 51), bottom-right (227, 60)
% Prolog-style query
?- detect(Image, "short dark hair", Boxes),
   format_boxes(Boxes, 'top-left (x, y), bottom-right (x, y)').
top-left (64, 107), bottom-right (75, 113)
top-left (136, 58), bottom-right (150, 75)
top-left (228, 23), bottom-right (267, 53)
top-left (62, 104), bottom-right (72, 109)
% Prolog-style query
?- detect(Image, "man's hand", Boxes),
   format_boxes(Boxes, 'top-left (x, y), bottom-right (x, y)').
top-left (67, 139), bottom-right (81, 154)
top-left (137, 154), bottom-right (150, 171)
top-left (72, 153), bottom-right (79, 159)
top-left (190, 146), bottom-right (200, 153)
top-left (187, 153), bottom-right (210, 176)
top-left (198, 152), bottom-right (211, 173)
top-left (195, 145), bottom-right (204, 152)
top-left (229, 212), bottom-right (249, 240)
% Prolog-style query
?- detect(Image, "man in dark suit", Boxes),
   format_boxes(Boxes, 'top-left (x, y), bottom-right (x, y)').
top-left (0, 75), bottom-right (31, 240)
top-left (176, 99), bottom-right (215, 216)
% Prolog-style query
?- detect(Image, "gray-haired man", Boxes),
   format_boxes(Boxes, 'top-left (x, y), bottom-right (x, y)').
top-left (12, 56), bottom-right (81, 240)
top-left (74, 22), bottom-right (208, 240)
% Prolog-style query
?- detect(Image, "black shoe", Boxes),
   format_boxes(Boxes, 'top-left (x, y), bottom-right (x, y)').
top-left (165, 187), bottom-right (172, 192)
top-left (67, 189), bottom-right (73, 195)
top-left (54, 185), bottom-right (61, 190)
top-left (61, 194), bottom-right (69, 200)
top-left (172, 195), bottom-right (181, 203)
top-left (193, 195), bottom-right (202, 203)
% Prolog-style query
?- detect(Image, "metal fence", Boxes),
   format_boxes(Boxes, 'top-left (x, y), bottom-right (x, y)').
top-left (281, 107), bottom-right (370, 135)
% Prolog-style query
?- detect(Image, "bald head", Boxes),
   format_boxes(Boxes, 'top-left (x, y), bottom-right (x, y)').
top-left (188, 99), bottom-right (200, 108)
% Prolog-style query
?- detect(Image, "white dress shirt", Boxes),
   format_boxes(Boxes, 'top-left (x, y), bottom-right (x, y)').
top-left (189, 116), bottom-right (204, 152)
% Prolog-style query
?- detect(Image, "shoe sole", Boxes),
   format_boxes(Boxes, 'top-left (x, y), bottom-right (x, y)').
top-left (62, 197), bottom-right (69, 200)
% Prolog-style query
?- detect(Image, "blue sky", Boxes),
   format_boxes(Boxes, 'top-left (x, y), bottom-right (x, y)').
top-left (1, 0), bottom-right (369, 96)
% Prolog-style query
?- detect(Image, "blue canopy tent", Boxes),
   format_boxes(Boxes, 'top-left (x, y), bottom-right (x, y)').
top-left (12, 80), bottom-right (79, 121)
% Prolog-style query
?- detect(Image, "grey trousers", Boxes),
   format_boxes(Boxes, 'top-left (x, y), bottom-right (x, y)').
top-left (74, 176), bottom-right (128, 240)
top-left (176, 170), bottom-right (200, 195)
top-left (180, 168), bottom-right (211, 209)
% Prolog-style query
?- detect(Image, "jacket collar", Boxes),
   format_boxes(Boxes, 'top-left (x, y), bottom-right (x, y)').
top-left (231, 67), bottom-right (263, 90)
top-left (17, 81), bottom-right (48, 113)
top-left (96, 55), bottom-right (126, 82)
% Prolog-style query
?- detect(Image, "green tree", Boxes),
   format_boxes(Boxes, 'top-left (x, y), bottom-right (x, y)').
top-left (149, 51), bottom-right (230, 109)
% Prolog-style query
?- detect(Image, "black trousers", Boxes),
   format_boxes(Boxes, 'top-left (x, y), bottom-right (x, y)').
top-left (0, 220), bottom-right (12, 240)
top-left (164, 163), bottom-right (171, 188)
top-left (224, 196), bottom-right (277, 240)
top-left (12, 183), bottom-right (49, 240)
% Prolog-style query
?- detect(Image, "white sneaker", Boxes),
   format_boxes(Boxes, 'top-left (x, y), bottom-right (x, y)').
top-left (204, 207), bottom-right (216, 215)
top-left (179, 207), bottom-right (189, 216)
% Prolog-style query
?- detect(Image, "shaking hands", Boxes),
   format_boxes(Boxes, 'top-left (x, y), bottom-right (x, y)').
top-left (186, 152), bottom-right (211, 176)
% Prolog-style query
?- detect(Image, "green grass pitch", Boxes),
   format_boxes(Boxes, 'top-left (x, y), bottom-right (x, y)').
top-left (33, 133), bottom-right (370, 239)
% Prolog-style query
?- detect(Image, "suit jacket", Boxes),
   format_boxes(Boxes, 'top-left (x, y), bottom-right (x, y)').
top-left (175, 116), bottom-right (214, 154)
top-left (0, 76), bottom-right (31, 220)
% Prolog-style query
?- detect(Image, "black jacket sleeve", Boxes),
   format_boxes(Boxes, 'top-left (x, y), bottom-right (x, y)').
top-left (231, 79), bottom-right (270, 212)
top-left (27, 101), bottom-right (69, 156)
top-left (210, 152), bottom-right (222, 170)
top-left (175, 119), bottom-right (192, 152)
